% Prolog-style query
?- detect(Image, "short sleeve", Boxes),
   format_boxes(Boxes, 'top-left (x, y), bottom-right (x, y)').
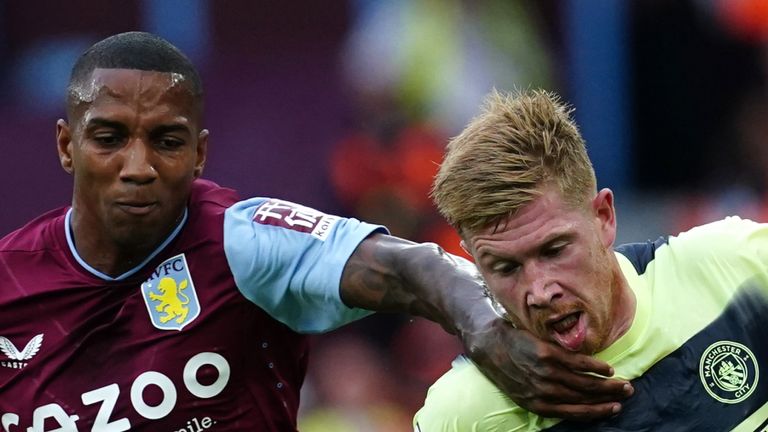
top-left (223, 197), bottom-right (386, 333)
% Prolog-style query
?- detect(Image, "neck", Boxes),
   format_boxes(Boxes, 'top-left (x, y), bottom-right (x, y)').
top-left (70, 225), bottom-right (153, 278)
top-left (601, 262), bottom-right (637, 350)
top-left (68, 208), bottom-right (184, 278)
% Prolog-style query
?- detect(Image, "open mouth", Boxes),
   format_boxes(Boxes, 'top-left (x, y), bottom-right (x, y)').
top-left (547, 311), bottom-right (587, 352)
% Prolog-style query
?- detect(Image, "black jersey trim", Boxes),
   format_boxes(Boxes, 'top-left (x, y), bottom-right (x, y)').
top-left (614, 236), bottom-right (669, 275)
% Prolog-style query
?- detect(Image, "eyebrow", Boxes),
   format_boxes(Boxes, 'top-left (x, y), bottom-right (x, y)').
top-left (84, 118), bottom-right (128, 132)
top-left (541, 231), bottom-right (574, 246)
top-left (84, 118), bottom-right (192, 136)
top-left (476, 230), bottom-right (574, 262)
top-left (150, 124), bottom-right (192, 137)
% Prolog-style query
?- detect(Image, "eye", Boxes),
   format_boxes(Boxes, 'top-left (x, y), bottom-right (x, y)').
top-left (93, 133), bottom-right (124, 147)
top-left (157, 137), bottom-right (185, 149)
top-left (542, 242), bottom-right (566, 258)
top-left (491, 260), bottom-right (519, 275)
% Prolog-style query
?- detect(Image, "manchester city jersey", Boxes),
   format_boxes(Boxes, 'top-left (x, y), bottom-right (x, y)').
top-left (414, 216), bottom-right (768, 432)
top-left (0, 179), bottom-right (383, 431)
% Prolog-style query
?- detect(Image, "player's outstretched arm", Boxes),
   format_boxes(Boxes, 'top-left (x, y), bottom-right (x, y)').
top-left (340, 233), bottom-right (634, 421)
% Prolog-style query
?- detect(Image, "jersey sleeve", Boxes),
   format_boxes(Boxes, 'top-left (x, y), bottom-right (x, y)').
top-left (223, 197), bottom-right (386, 333)
top-left (413, 356), bottom-right (541, 432)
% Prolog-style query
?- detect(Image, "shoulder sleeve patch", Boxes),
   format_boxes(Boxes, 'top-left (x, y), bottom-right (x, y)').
top-left (252, 199), bottom-right (340, 241)
top-left (223, 197), bottom-right (385, 333)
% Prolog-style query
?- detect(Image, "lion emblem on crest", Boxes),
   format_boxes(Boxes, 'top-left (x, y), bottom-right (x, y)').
top-left (141, 254), bottom-right (200, 331)
top-left (148, 277), bottom-right (191, 324)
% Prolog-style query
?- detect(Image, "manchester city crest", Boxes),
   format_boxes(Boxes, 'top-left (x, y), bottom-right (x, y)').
top-left (141, 254), bottom-right (200, 331)
top-left (699, 340), bottom-right (759, 404)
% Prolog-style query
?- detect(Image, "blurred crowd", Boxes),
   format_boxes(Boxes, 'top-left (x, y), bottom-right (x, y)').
top-left (2, 0), bottom-right (768, 429)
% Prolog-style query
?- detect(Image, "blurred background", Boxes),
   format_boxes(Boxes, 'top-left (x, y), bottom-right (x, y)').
top-left (2, 0), bottom-right (768, 429)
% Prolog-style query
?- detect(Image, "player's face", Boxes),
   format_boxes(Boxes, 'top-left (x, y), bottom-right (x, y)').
top-left (56, 68), bottom-right (207, 251)
top-left (463, 185), bottom-right (630, 355)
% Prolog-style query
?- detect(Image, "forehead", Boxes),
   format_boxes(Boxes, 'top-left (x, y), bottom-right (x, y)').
top-left (70, 68), bottom-right (199, 119)
top-left (466, 188), bottom-right (583, 254)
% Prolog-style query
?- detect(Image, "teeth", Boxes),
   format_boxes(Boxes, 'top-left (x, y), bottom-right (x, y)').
top-left (552, 314), bottom-right (578, 333)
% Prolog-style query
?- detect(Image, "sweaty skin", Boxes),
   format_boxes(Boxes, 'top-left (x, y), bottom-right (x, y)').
top-left (57, 68), bottom-right (207, 277)
top-left (69, 70), bottom-right (188, 107)
top-left (463, 186), bottom-right (636, 355)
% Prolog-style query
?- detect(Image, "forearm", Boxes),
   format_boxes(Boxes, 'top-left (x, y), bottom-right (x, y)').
top-left (339, 233), bottom-right (500, 335)
top-left (340, 233), bottom-right (633, 420)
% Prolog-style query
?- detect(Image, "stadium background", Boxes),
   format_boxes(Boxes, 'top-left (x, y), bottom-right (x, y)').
top-left (1, 1), bottom-right (767, 429)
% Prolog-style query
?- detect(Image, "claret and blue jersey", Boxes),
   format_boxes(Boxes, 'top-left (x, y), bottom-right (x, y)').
top-left (0, 179), bottom-right (382, 431)
top-left (414, 216), bottom-right (768, 432)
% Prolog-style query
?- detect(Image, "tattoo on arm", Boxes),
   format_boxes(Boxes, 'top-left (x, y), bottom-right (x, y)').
top-left (339, 234), bottom-right (483, 332)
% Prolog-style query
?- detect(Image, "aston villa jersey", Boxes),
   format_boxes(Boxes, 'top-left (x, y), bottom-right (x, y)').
top-left (414, 216), bottom-right (768, 432)
top-left (0, 179), bottom-right (382, 431)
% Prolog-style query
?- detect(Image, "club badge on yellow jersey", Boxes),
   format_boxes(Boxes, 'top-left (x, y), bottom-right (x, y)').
top-left (141, 254), bottom-right (200, 331)
top-left (700, 340), bottom-right (759, 404)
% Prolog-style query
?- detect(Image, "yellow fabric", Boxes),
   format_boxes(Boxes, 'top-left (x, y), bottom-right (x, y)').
top-left (414, 216), bottom-right (768, 431)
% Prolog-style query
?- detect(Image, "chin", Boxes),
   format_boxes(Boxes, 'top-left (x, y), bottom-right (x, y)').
top-left (581, 336), bottom-right (607, 355)
top-left (112, 225), bottom-right (160, 248)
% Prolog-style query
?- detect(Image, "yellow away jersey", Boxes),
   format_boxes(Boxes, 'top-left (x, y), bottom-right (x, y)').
top-left (414, 216), bottom-right (768, 432)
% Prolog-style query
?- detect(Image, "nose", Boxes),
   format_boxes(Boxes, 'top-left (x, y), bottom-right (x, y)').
top-left (120, 139), bottom-right (157, 184)
top-left (523, 262), bottom-right (562, 308)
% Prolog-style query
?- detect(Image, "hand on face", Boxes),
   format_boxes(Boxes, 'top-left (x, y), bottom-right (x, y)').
top-left (462, 311), bottom-right (634, 421)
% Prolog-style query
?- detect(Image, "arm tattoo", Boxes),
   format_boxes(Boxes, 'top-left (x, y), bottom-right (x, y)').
top-left (340, 234), bottom-right (485, 332)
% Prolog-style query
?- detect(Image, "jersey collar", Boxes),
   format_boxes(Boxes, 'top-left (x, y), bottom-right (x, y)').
top-left (64, 207), bottom-right (188, 281)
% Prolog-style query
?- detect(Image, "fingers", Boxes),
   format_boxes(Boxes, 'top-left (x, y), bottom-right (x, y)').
top-left (534, 345), bottom-right (634, 401)
top-left (524, 401), bottom-right (623, 422)
top-left (512, 374), bottom-right (633, 405)
top-left (523, 353), bottom-right (633, 403)
top-left (463, 322), bottom-right (634, 420)
top-left (549, 378), bottom-right (633, 405)
top-left (557, 351), bottom-right (615, 377)
top-left (556, 372), bottom-right (634, 401)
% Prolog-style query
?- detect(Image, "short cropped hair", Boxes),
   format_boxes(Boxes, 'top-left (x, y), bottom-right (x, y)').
top-left (432, 89), bottom-right (596, 235)
top-left (66, 31), bottom-right (202, 115)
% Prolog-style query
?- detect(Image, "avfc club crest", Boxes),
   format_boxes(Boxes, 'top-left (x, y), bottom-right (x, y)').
top-left (699, 340), bottom-right (759, 404)
top-left (141, 254), bottom-right (200, 331)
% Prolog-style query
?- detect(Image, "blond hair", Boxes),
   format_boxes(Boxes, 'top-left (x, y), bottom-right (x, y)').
top-left (432, 89), bottom-right (596, 234)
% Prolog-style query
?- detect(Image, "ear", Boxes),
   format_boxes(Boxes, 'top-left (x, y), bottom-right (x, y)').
top-left (459, 239), bottom-right (470, 256)
top-left (591, 188), bottom-right (617, 248)
top-left (194, 129), bottom-right (209, 179)
top-left (56, 119), bottom-right (74, 174)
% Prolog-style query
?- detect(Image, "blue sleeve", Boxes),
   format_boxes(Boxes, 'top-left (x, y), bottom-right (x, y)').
top-left (223, 197), bottom-right (386, 333)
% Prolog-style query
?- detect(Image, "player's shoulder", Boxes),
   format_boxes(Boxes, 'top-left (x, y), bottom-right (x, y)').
top-left (414, 356), bottom-right (530, 432)
top-left (625, 216), bottom-right (768, 285)
top-left (181, 179), bottom-right (241, 239)
top-left (616, 216), bottom-right (765, 271)
top-left (676, 215), bottom-right (761, 240)
top-left (189, 178), bottom-right (241, 212)
top-left (0, 207), bottom-right (67, 253)
top-left (670, 216), bottom-right (765, 254)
